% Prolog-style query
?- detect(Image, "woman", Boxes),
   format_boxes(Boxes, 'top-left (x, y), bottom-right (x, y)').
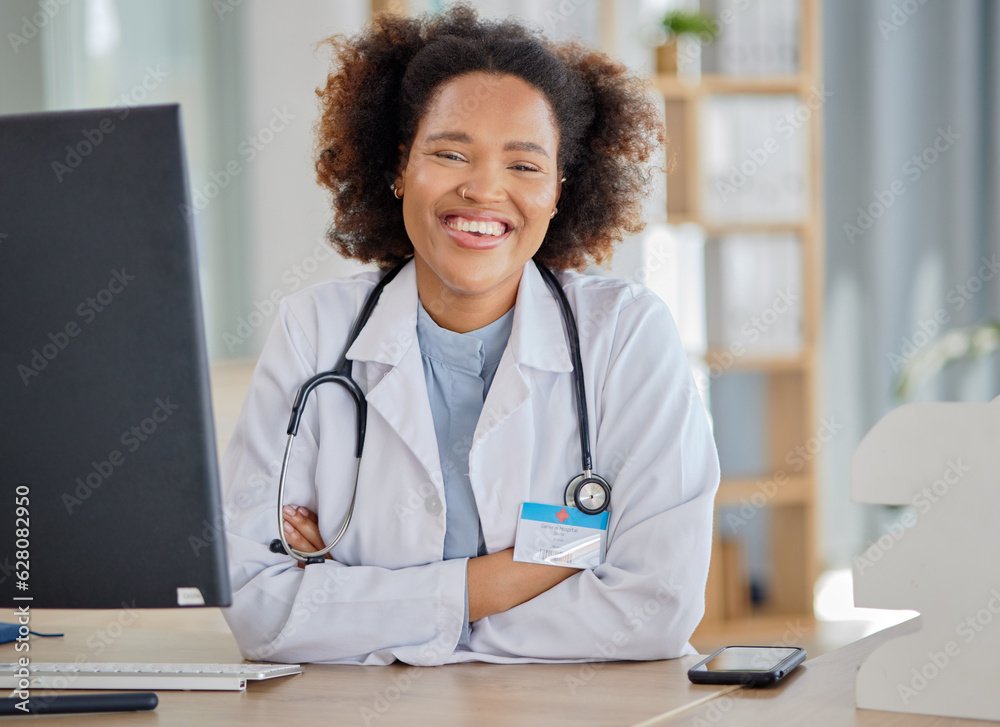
top-left (222, 3), bottom-right (720, 666)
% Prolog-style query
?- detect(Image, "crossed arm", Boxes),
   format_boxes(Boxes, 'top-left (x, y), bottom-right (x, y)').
top-left (281, 505), bottom-right (576, 621)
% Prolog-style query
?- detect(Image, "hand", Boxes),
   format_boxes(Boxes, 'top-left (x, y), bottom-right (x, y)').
top-left (281, 505), bottom-right (335, 568)
top-left (467, 547), bottom-right (578, 622)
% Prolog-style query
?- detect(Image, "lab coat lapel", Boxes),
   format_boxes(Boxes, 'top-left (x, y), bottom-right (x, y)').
top-left (345, 260), bottom-right (443, 486)
top-left (508, 260), bottom-right (575, 373)
top-left (473, 260), bottom-right (574, 448)
top-left (471, 261), bottom-right (575, 549)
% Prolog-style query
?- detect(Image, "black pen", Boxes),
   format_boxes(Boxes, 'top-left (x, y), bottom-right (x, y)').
top-left (0, 692), bottom-right (158, 716)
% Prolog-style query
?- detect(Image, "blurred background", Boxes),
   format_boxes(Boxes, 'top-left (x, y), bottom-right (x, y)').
top-left (3, 0), bottom-right (998, 654)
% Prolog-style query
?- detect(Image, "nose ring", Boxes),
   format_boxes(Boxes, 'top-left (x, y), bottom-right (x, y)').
top-left (462, 187), bottom-right (469, 200)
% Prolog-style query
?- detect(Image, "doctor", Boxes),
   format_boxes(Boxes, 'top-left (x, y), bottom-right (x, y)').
top-left (221, 4), bottom-right (720, 666)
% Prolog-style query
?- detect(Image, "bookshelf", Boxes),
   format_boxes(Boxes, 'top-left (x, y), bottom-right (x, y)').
top-left (650, 0), bottom-right (824, 637)
top-left (369, 0), bottom-right (824, 637)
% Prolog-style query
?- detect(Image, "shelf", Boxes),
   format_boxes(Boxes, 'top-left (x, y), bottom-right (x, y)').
top-left (702, 350), bottom-right (810, 372)
top-left (652, 73), bottom-right (808, 98)
top-left (644, 0), bottom-right (823, 640)
top-left (667, 219), bottom-right (807, 236)
top-left (716, 475), bottom-right (814, 507)
top-left (701, 222), bottom-right (807, 237)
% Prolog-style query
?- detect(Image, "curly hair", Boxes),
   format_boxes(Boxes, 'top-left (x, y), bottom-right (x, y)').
top-left (313, 3), bottom-right (665, 272)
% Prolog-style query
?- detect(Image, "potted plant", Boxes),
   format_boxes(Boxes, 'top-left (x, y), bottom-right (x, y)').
top-left (656, 10), bottom-right (719, 76)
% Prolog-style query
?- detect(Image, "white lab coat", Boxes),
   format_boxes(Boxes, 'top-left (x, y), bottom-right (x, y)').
top-left (221, 257), bottom-right (720, 665)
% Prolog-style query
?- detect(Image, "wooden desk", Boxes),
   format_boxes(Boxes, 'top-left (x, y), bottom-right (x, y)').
top-left (11, 615), bottom-right (997, 725)
top-left (3, 624), bottom-right (729, 726)
top-left (670, 617), bottom-right (999, 726)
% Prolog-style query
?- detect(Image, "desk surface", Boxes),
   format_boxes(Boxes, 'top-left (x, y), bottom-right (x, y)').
top-left (676, 617), bottom-right (998, 727)
top-left (4, 625), bottom-right (729, 726)
top-left (6, 616), bottom-right (997, 726)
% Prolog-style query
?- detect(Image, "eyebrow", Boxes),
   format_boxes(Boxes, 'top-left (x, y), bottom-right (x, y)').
top-left (424, 131), bottom-right (550, 158)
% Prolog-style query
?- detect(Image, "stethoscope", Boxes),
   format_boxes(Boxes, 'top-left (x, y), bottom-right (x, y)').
top-left (270, 257), bottom-right (611, 564)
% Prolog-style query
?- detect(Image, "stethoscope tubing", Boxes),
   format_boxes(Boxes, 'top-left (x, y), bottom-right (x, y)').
top-left (533, 260), bottom-right (594, 473)
top-left (272, 257), bottom-right (606, 563)
top-left (270, 259), bottom-right (407, 563)
top-left (273, 432), bottom-right (361, 563)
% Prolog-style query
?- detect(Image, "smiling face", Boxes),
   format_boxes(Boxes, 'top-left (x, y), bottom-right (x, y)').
top-left (393, 72), bottom-right (561, 332)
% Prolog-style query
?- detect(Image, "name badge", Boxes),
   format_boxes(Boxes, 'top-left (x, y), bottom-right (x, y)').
top-left (512, 502), bottom-right (609, 570)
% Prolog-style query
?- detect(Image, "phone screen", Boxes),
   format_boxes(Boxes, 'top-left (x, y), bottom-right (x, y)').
top-left (698, 646), bottom-right (801, 672)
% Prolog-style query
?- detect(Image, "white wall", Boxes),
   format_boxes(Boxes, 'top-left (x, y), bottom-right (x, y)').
top-left (229, 1), bottom-right (373, 358)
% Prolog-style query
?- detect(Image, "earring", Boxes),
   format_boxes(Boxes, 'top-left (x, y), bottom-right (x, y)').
top-left (390, 183), bottom-right (402, 200)
top-left (549, 207), bottom-right (558, 219)
top-left (561, 177), bottom-right (566, 183)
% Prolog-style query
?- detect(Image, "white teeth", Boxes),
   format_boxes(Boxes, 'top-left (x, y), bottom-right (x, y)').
top-left (445, 216), bottom-right (507, 236)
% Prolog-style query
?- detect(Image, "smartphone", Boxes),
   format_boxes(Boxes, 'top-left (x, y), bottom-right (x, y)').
top-left (687, 645), bottom-right (806, 687)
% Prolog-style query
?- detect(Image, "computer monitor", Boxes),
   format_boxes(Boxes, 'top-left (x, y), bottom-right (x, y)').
top-left (0, 104), bottom-right (231, 609)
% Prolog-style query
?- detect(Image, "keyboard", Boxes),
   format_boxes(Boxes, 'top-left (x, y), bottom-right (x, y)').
top-left (0, 662), bottom-right (302, 691)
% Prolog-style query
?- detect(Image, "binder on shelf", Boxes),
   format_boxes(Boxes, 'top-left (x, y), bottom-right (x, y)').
top-left (700, 0), bottom-right (801, 76)
top-left (705, 234), bottom-right (803, 356)
top-left (700, 95), bottom-right (808, 224)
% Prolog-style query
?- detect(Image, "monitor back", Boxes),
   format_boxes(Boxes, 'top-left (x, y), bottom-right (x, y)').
top-left (0, 104), bottom-right (231, 608)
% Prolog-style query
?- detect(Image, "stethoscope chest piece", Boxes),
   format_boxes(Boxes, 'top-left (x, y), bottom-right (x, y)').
top-left (565, 471), bottom-right (612, 515)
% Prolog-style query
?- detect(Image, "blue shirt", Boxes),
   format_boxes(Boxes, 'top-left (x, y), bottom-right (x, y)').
top-left (415, 298), bottom-right (515, 647)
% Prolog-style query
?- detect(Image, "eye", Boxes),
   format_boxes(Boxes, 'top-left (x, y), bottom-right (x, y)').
top-left (511, 164), bottom-right (540, 173)
top-left (435, 153), bottom-right (465, 162)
